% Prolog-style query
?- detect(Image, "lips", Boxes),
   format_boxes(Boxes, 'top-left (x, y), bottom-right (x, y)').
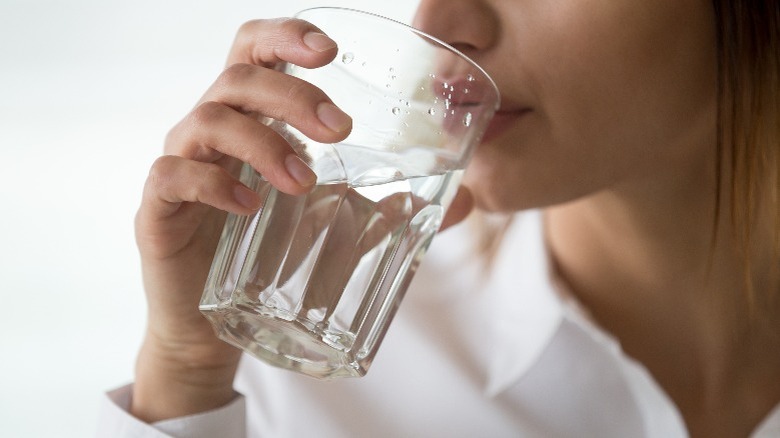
top-left (431, 76), bottom-right (531, 143)
top-left (481, 108), bottom-right (532, 143)
top-left (432, 77), bottom-right (491, 106)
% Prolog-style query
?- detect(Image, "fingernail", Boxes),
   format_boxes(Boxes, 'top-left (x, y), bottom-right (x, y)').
top-left (285, 154), bottom-right (317, 187)
top-left (303, 32), bottom-right (337, 52)
top-left (233, 185), bottom-right (261, 210)
top-left (317, 102), bottom-right (352, 133)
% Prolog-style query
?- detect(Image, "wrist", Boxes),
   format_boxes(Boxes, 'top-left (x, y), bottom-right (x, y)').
top-left (131, 336), bottom-right (241, 422)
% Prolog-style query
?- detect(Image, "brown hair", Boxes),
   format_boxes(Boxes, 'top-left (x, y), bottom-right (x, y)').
top-left (712, 0), bottom-right (780, 299)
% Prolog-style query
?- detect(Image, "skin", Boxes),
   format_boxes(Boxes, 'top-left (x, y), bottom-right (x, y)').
top-left (133, 1), bottom-right (780, 436)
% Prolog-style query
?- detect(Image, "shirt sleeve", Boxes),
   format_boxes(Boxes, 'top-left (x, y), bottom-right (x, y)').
top-left (96, 384), bottom-right (247, 438)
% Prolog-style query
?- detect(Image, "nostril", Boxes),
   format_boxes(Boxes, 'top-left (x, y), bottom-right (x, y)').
top-left (449, 42), bottom-right (478, 53)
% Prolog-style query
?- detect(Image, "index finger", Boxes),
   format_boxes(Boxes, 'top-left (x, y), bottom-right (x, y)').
top-left (226, 18), bottom-right (338, 68)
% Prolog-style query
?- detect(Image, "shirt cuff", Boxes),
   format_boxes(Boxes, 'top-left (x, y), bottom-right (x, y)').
top-left (97, 384), bottom-right (246, 438)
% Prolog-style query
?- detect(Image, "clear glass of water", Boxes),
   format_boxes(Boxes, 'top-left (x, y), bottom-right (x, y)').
top-left (199, 7), bottom-right (500, 379)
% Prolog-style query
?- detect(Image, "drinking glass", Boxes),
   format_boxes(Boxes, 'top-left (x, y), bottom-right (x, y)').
top-left (199, 7), bottom-right (500, 379)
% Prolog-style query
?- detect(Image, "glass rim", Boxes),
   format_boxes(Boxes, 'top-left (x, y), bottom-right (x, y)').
top-left (294, 6), bottom-right (501, 110)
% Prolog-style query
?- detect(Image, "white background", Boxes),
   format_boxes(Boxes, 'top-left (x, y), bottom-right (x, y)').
top-left (0, 1), bottom-right (417, 436)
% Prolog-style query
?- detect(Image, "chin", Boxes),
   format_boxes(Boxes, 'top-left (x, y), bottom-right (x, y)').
top-left (463, 170), bottom-right (525, 213)
top-left (463, 160), bottom-right (588, 213)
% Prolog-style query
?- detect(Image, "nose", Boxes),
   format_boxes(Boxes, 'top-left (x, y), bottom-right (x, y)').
top-left (411, 0), bottom-right (499, 55)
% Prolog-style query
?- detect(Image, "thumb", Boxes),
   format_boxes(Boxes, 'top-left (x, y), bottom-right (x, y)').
top-left (440, 186), bottom-right (474, 231)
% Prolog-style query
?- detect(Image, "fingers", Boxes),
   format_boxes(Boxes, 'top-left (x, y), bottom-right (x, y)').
top-left (197, 62), bottom-right (352, 144)
top-left (167, 27), bottom-right (353, 195)
top-left (141, 155), bottom-right (262, 220)
top-left (152, 18), bottom-right (351, 219)
top-left (227, 18), bottom-right (338, 68)
top-left (440, 186), bottom-right (475, 231)
top-left (166, 100), bottom-right (320, 195)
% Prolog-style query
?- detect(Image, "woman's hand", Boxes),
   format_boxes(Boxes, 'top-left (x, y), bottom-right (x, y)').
top-left (131, 18), bottom-right (352, 422)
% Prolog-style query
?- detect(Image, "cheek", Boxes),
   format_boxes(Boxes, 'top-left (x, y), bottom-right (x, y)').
top-left (506, 2), bottom-right (713, 187)
top-left (464, 1), bottom-right (717, 212)
top-left (537, 1), bottom-right (716, 156)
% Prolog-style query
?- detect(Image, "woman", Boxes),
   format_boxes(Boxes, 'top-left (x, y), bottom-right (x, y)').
top-left (99, 1), bottom-right (779, 436)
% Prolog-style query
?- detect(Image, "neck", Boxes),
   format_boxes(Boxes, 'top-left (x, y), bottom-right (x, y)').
top-left (543, 145), bottom-right (780, 436)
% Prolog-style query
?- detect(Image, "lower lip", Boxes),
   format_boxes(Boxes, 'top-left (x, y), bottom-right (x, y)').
top-left (481, 109), bottom-right (532, 143)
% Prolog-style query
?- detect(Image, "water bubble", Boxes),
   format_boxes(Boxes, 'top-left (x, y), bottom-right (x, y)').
top-left (405, 101), bottom-right (411, 107)
top-left (389, 67), bottom-right (395, 73)
top-left (341, 52), bottom-right (354, 64)
top-left (390, 75), bottom-right (397, 80)
top-left (386, 84), bottom-right (392, 88)
top-left (428, 108), bottom-right (437, 115)
top-left (450, 85), bottom-right (455, 92)
top-left (463, 112), bottom-right (473, 127)
top-left (467, 74), bottom-right (475, 82)
top-left (464, 88), bottom-right (470, 94)
top-left (361, 61), bottom-right (367, 67)
top-left (429, 73), bottom-right (436, 79)
top-left (392, 107), bottom-right (401, 115)
top-left (444, 100), bottom-right (451, 110)
top-left (442, 82), bottom-right (449, 89)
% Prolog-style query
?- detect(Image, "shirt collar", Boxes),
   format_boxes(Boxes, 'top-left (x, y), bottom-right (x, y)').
top-left (482, 210), bottom-right (566, 396)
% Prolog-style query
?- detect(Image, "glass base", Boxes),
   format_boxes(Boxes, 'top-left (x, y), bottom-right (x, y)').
top-left (203, 306), bottom-right (368, 379)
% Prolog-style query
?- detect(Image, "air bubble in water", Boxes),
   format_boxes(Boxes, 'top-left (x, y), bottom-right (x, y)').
top-left (463, 112), bottom-right (473, 127)
top-left (392, 107), bottom-right (401, 115)
top-left (467, 74), bottom-right (475, 82)
top-left (341, 53), bottom-right (354, 64)
top-left (389, 67), bottom-right (395, 72)
top-left (429, 73), bottom-right (436, 79)
top-left (428, 108), bottom-right (436, 115)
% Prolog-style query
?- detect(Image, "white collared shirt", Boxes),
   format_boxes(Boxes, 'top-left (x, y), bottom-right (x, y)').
top-left (98, 211), bottom-right (780, 437)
